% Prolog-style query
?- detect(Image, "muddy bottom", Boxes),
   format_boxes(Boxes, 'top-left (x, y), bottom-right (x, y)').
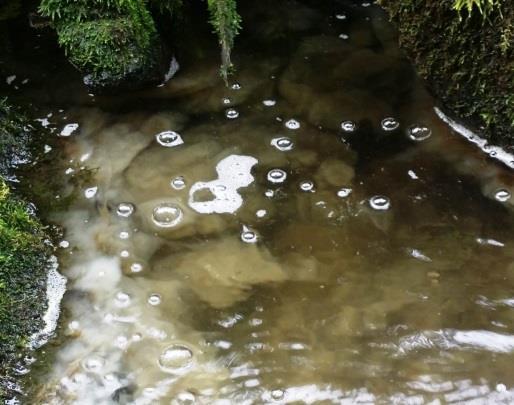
top-left (5, 0), bottom-right (514, 403)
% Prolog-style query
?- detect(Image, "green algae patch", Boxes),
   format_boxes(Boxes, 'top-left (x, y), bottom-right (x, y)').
top-left (379, 0), bottom-right (514, 146)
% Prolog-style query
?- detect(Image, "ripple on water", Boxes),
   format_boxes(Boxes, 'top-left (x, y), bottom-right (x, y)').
top-left (271, 136), bottom-right (294, 151)
top-left (156, 131), bottom-right (184, 147)
top-left (158, 344), bottom-right (194, 374)
top-left (152, 203), bottom-right (184, 228)
top-left (267, 169), bottom-right (287, 184)
top-left (369, 195), bottom-right (391, 210)
top-left (408, 125), bottom-right (432, 142)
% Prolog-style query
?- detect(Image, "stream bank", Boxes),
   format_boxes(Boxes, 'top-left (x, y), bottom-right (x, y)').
top-left (378, 0), bottom-right (514, 146)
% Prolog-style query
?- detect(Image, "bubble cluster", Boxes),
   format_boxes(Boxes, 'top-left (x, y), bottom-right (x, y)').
top-left (271, 137), bottom-right (294, 151)
top-left (116, 202), bottom-right (135, 218)
top-left (60, 123), bottom-right (79, 137)
top-left (225, 108), bottom-right (239, 119)
top-left (82, 356), bottom-right (105, 373)
top-left (156, 131), bottom-right (184, 147)
top-left (495, 189), bottom-right (511, 202)
top-left (369, 195), bottom-right (391, 211)
top-left (285, 119), bottom-right (300, 130)
top-left (408, 125), bottom-right (432, 142)
top-left (267, 169), bottom-right (287, 184)
top-left (152, 203), bottom-right (184, 228)
top-left (381, 117), bottom-right (400, 131)
top-left (158, 344), bottom-right (194, 373)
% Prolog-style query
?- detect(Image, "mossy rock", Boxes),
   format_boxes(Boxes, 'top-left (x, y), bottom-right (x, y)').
top-left (40, 0), bottom-right (169, 92)
top-left (378, 0), bottom-right (514, 146)
top-left (0, 100), bottom-right (52, 401)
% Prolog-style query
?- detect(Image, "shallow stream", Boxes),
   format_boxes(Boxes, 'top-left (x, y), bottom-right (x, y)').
top-left (5, 0), bottom-right (514, 403)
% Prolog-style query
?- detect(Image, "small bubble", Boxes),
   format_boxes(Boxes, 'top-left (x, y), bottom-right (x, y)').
top-left (299, 180), bottom-right (315, 192)
top-left (225, 108), bottom-right (239, 119)
top-left (116, 202), bottom-right (135, 218)
top-left (265, 189), bottom-right (275, 198)
top-left (285, 119), bottom-right (300, 130)
top-left (337, 187), bottom-right (352, 198)
top-left (271, 136), bottom-right (294, 151)
top-left (152, 203), bottom-right (183, 228)
top-left (60, 123), bottom-right (79, 137)
top-left (222, 97), bottom-right (231, 105)
top-left (362, 2), bottom-right (371, 6)
top-left (82, 356), bottom-right (105, 373)
top-left (369, 195), bottom-right (391, 210)
top-left (231, 83), bottom-right (241, 90)
top-left (489, 150), bottom-right (498, 157)
top-left (408, 125), bottom-right (432, 142)
top-left (171, 176), bottom-right (186, 190)
top-left (335, 13), bottom-right (347, 20)
top-left (381, 117), bottom-right (400, 131)
top-left (495, 189), bottom-right (511, 202)
top-left (263, 99), bottom-right (276, 107)
top-left (84, 187), bottom-right (98, 199)
top-left (156, 131), bottom-right (184, 147)
top-left (130, 262), bottom-right (144, 273)
top-left (341, 120), bottom-right (357, 132)
top-left (267, 169), bottom-right (287, 184)
top-left (256, 209), bottom-right (267, 218)
top-left (241, 225), bottom-right (259, 243)
top-left (158, 344), bottom-right (194, 373)
top-left (339, 33), bottom-right (349, 40)
top-left (120, 250), bottom-right (130, 258)
top-left (148, 293), bottom-right (161, 306)
top-left (271, 389), bottom-right (285, 400)
top-left (119, 231), bottom-right (130, 240)
top-left (115, 292), bottom-right (131, 307)
top-left (171, 391), bottom-right (196, 405)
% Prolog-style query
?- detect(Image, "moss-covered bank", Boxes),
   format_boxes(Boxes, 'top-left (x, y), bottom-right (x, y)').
top-left (378, 0), bottom-right (514, 146)
top-left (0, 100), bottom-right (51, 400)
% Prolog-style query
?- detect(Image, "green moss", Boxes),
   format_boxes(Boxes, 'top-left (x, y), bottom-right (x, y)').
top-left (207, 0), bottom-right (242, 82)
top-left (39, 0), bottom-right (161, 87)
top-left (0, 101), bottom-right (51, 400)
top-left (379, 0), bottom-right (514, 145)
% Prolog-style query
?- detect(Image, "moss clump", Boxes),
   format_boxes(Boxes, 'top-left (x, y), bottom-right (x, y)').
top-left (0, 101), bottom-right (51, 400)
top-left (379, 0), bottom-right (514, 145)
top-left (39, 0), bottom-right (165, 91)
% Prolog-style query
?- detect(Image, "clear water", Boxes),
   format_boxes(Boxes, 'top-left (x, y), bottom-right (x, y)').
top-left (6, 1), bottom-right (514, 403)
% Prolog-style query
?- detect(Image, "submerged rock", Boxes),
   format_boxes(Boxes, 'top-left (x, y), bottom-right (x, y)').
top-left (156, 238), bottom-right (288, 308)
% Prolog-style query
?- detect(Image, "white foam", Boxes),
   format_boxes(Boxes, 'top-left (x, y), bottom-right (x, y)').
top-left (29, 256), bottom-right (67, 349)
top-left (434, 107), bottom-right (514, 170)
